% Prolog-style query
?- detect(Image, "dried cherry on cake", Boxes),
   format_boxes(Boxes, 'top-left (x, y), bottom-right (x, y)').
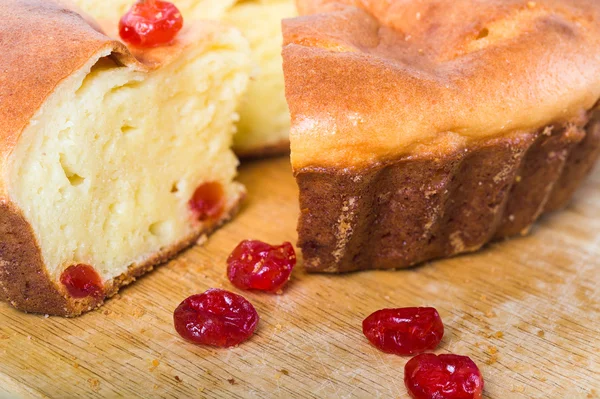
top-left (60, 264), bottom-right (104, 299)
top-left (362, 307), bottom-right (444, 355)
top-left (404, 353), bottom-right (484, 399)
top-left (188, 182), bottom-right (225, 221)
top-left (119, 0), bottom-right (183, 48)
top-left (173, 289), bottom-right (259, 347)
top-left (227, 240), bottom-right (296, 293)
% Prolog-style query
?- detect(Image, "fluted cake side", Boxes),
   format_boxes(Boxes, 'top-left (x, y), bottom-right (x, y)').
top-left (296, 107), bottom-right (600, 273)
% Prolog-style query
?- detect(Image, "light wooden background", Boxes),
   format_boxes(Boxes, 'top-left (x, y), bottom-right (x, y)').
top-left (0, 157), bottom-right (598, 399)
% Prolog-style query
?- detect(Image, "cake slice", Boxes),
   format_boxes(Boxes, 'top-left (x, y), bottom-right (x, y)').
top-left (283, 0), bottom-right (600, 272)
top-left (71, 0), bottom-right (297, 157)
top-left (0, 0), bottom-right (250, 316)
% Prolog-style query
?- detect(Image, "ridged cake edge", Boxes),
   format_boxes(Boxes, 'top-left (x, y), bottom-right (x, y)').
top-left (296, 107), bottom-right (600, 273)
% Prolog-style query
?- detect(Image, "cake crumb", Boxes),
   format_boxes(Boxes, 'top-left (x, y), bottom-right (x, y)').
top-left (227, 378), bottom-right (236, 385)
top-left (198, 387), bottom-right (205, 393)
top-left (279, 369), bottom-right (290, 376)
top-left (73, 362), bottom-right (79, 369)
top-left (587, 389), bottom-right (598, 398)
top-left (196, 235), bottom-right (208, 245)
top-left (153, 384), bottom-right (159, 390)
top-left (537, 330), bottom-right (545, 337)
top-left (87, 378), bottom-right (100, 392)
top-left (174, 376), bottom-right (183, 383)
top-left (494, 331), bottom-right (504, 339)
top-left (485, 310), bottom-right (497, 318)
top-left (275, 324), bottom-right (282, 330)
top-left (511, 385), bottom-right (525, 393)
top-left (132, 307), bottom-right (146, 318)
top-left (485, 354), bottom-right (498, 365)
top-left (275, 289), bottom-right (283, 295)
top-left (149, 359), bottom-right (160, 372)
top-left (480, 294), bottom-right (487, 301)
top-left (384, 295), bottom-right (390, 300)
top-left (487, 346), bottom-right (498, 355)
top-left (0, 333), bottom-right (10, 340)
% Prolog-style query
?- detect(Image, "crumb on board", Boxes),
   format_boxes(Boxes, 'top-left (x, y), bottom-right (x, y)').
top-left (72, 362), bottom-right (79, 369)
top-left (480, 294), bottom-right (487, 301)
top-left (537, 330), bottom-right (545, 338)
top-left (279, 369), bottom-right (290, 376)
top-left (153, 384), bottom-right (159, 390)
top-left (0, 333), bottom-right (10, 340)
top-left (149, 359), bottom-right (160, 372)
top-left (175, 376), bottom-right (183, 383)
top-left (587, 389), bottom-right (598, 398)
top-left (103, 309), bottom-right (112, 316)
top-left (227, 378), bottom-right (235, 385)
top-left (485, 346), bottom-right (499, 364)
top-left (485, 310), bottom-right (497, 318)
top-left (511, 385), bottom-right (525, 393)
top-left (494, 331), bottom-right (504, 339)
top-left (132, 307), bottom-right (146, 318)
top-left (198, 387), bottom-right (205, 393)
top-left (87, 378), bottom-right (100, 391)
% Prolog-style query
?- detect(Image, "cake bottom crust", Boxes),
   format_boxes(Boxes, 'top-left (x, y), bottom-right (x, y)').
top-left (296, 108), bottom-right (600, 273)
top-left (0, 188), bottom-right (245, 316)
top-left (235, 139), bottom-right (290, 159)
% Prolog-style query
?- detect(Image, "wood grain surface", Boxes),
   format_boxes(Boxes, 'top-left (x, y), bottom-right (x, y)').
top-left (0, 157), bottom-right (599, 399)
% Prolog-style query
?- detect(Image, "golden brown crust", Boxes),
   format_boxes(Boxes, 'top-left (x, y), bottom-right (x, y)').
top-left (0, 191), bottom-right (245, 317)
top-left (0, 203), bottom-right (69, 315)
top-left (297, 112), bottom-right (599, 273)
top-left (283, 0), bottom-right (600, 170)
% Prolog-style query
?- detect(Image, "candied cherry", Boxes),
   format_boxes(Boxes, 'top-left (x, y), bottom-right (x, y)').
top-left (362, 307), bottom-right (444, 355)
top-left (405, 353), bottom-right (484, 399)
top-left (60, 264), bottom-right (104, 299)
top-left (227, 240), bottom-right (296, 293)
top-left (173, 289), bottom-right (259, 347)
top-left (119, 0), bottom-right (183, 48)
top-left (188, 182), bottom-right (225, 221)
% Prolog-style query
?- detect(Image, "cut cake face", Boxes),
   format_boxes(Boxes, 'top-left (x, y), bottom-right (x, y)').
top-left (71, 0), bottom-right (298, 156)
top-left (0, 0), bottom-right (251, 316)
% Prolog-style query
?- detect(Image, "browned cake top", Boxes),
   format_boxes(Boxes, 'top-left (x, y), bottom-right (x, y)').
top-left (283, 0), bottom-right (600, 170)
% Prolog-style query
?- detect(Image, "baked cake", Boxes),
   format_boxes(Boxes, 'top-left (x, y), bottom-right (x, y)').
top-left (71, 0), bottom-right (297, 157)
top-left (0, 0), bottom-right (250, 316)
top-left (283, 0), bottom-right (600, 272)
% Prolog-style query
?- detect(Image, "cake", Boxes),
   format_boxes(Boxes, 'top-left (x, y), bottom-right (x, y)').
top-left (283, 0), bottom-right (600, 272)
top-left (0, 0), bottom-right (250, 316)
top-left (70, 0), bottom-right (297, 157)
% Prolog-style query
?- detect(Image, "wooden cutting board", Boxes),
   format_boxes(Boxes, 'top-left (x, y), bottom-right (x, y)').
top-left (0, 157), bottom-right (598, 399)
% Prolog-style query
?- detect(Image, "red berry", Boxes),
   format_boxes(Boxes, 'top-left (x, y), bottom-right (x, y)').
top-left (227, 240), bottom-right (296, 293)
top-left (362, 307), bottom-right (444, 355)
top-left (405, 353), bottom-right (484, 399)
top-left (119, 0), bottom-right (183, 48)
top-left (173, 289), bottom-right (259, 347)
top-left (188, 182), bottom-right (225, 221)
top-left (60, 264), bottom-right (104, 299)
